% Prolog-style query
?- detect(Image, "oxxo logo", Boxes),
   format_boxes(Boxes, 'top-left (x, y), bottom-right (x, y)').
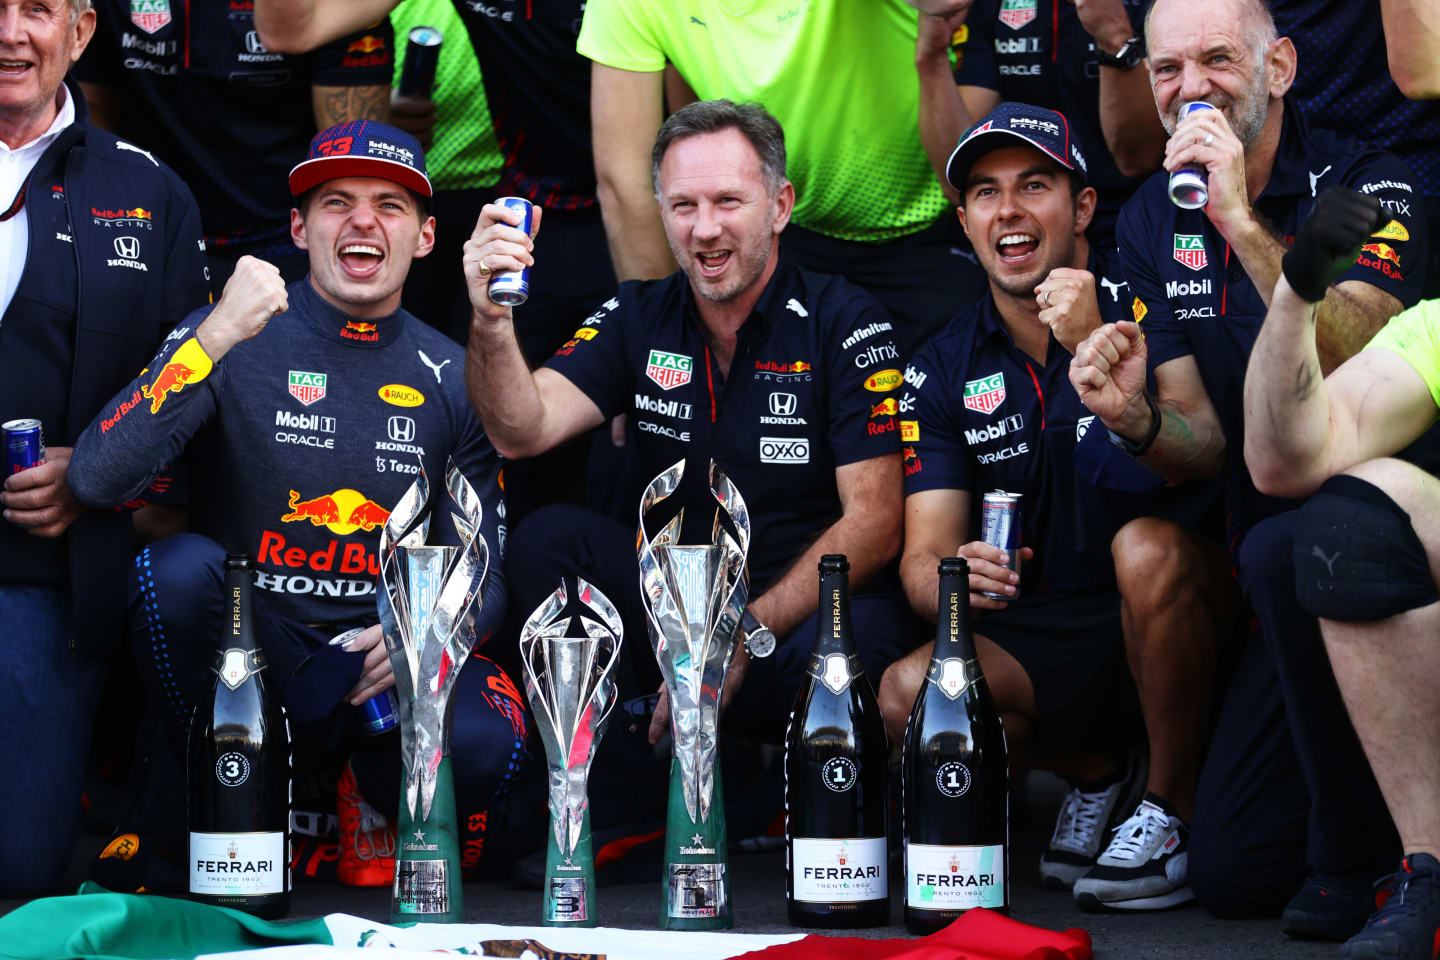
top-left (964, 413), bottom-right (1023, 446)
top-left (760, 436), bottom-right (809, 464)
top-left (1165, 278), bottom-right (1211, 298)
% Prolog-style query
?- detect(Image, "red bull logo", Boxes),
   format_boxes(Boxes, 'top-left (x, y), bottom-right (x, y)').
top-left (128, 207), bottom-right (152, 220)
top-left (281, 488), bottom-right (390, 534)
top-left (870, 397), bottom-right (898, 418)
top-left (347, 35), bottom-right (385, 53)
top-left (141, 361), bottom-right (195, 413)
top-left (1358, 243), bottom-right (1404, 280)
top-left (341, 321), bottom-right (379, 343)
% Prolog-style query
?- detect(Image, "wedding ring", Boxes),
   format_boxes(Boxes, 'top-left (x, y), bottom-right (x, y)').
top-left (478, 256), bottom-right (492, 278)
top-left (1204, 133), bottom-right (1215, 146)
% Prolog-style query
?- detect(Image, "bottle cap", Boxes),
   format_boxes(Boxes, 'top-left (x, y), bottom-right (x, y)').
top-left (819, 553), bottom-right (850, 572)
top-left (224, 554), bottom-right (253, 571)
top-left (938, 556), bottom-right (970, 576)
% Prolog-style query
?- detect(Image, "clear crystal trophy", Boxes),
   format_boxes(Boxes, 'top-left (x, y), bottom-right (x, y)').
top-left (377, 459), bottom-right (489, 924)
top-left (637, 458), bottom-right (752, 930)
top-left (519, 579), bottom-right (623, 927)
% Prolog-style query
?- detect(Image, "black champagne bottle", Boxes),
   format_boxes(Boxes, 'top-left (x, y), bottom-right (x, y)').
top-left (784, 554), bottom-right (890, 927)
top-left (187, 555), bottom-right (292, 919)
top-left (902, 557), bottom-right (1008, 933)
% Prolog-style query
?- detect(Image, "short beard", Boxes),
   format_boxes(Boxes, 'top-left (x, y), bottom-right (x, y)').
top-left (1155, 63), bottom-right (1272, 152)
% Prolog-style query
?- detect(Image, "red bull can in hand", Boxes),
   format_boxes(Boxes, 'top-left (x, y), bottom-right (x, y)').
top-left (330, 627), bottom-right (399, 736)
top-left (980, 491), bottom-right (1022, 599)
top-left (3, 419), bottom-right (45, 476)
top-left (1169, 101), bottom-right (1216, 210)
top-left (488, 196), bottom-right (533, 307)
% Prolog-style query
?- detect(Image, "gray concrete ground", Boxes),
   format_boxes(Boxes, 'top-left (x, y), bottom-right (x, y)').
top-left (0, 772), bottom-right (1343, 958)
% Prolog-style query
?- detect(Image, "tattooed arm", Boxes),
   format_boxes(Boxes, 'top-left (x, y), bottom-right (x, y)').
top-left (1244, 276), bottom-right (1436, 498)
top-left (312, 84), bottom-right (390, 128)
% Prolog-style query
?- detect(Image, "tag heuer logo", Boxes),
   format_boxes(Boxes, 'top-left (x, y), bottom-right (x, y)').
top-left (998, 0), bottom-right (1037, 29)
top-left (288, 370), bottom-right (327, 406)
top-left (963, 372), bottom-right (1006, 415)
top-left (130, 0), bottom-right (171, 33)
top-left (645, 349), bottom-right (692, 390)
top-left (1173, 234), bottom-right (1208, 271)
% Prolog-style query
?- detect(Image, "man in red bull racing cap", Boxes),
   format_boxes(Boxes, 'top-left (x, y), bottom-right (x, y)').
top-left (67, 120), bottom-right (526, 890)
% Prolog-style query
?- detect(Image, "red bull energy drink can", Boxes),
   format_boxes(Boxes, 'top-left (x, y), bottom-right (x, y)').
top-left (980, 491), bottom-right (1022, 599)
top-left (3, 419), bottom-right (45, 476)
top-left (330, 627), bottom-right (399, 736)
top-left (1169, 101), bottom-right (1215, 210)
top-left (488, 196), bottom-right (533, 307)
top-left (398, 25), bottom-right (443, 98)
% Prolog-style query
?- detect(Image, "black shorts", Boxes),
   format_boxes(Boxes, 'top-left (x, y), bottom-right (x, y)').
top-left (974, 592), bottom-right (1139, 754)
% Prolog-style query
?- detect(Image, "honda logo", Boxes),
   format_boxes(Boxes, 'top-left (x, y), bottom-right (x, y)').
top-left (245, 30), bottom-right (268, 54)
top-left (113, 235), bottom-right (140, 259)
top-left (388, 416), bottom-right (416, 443)
top-left (768, 392), bottom-right (798, 416)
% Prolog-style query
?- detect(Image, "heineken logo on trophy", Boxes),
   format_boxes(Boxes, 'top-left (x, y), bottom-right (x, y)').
top-left (637, 459), bottom-right (752, 930)
top-left (519, 578), bottom-right (623, 927)
top-left (378, 459), bottom-right (489, 923)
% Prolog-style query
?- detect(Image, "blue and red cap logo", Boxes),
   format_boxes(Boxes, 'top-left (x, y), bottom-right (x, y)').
top-left (945, 102), bottom-right (1088, 193)
top-left (288, 120), bottom-right (432, 199)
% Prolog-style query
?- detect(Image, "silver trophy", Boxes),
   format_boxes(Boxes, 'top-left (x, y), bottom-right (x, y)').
top-left (519, 579), bottom-right (623, 926)
top-left (377, 458), bottom-right (489, 924)
top-left (637, 458), bottom-right (752, 930)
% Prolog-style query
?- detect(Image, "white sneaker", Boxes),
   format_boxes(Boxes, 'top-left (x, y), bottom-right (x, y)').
top-left (1073, 795), bottom-right (1193, 911)
top-left (1038, 777), bottom-right (1128, 890)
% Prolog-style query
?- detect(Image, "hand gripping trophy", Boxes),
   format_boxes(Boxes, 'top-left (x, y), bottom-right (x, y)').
top-left (377, 459), bottom-right (489, 923)
top-left (519, 579), bottom-right (623, 926)
top-left (637, 459), bottom-right (753, 930)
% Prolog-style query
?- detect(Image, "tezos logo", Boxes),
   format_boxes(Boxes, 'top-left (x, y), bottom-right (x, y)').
top-left (822, 757), bottom-right (858, 793)
top-left (760, 436), bottom-right (809, 464)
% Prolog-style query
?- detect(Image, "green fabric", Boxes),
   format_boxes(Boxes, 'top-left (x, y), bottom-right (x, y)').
top-left (391, 0), bottom-right (502, 191)
top-left (392, 756), bottom-right (465, 924)
top-left (660, 757), bottom-right (731, 930)
top-left (0, 882), bottom-right (332, 959)
top-left (1365, 299), bottom-right (1440, 411)
top-left (577, 0), bottom-right (946, 243)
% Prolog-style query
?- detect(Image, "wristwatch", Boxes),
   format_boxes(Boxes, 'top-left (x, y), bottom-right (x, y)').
top-left (1107, 392), bottom-right (1163, 457)
top-left (1094, 35), bottom-right (1145, 70)
top-left (742, 610), bottom-right (776, 658)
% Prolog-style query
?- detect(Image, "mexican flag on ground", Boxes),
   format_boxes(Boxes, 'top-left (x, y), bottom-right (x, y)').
top-left (0, 883), bottom-right (1091, 960)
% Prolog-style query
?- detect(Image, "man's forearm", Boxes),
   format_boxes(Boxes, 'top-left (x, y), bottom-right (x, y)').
top-left (1243, 280), bottom-right (1330, 494)
top-left (464, 316), bottom-right (549, 459)
top-left (750, 511), bottom-right (901, 639)
top-left (917, 54), bottom-right (971, 204)
top-left (1313, 286), bottom-right (1389, 374)
top-left (1382, 0), bottom-right (1440, 98)
top-left (595, 179), bottom-right (675, 282)
top-left (313, 84), bottom-right (389, 128)
top-left (1097, 66), bottom-right (1165, 178)
top-left (900, 548), bottom-right (942, 623)
top-left (1104, 391), bottom-right (1225, 481)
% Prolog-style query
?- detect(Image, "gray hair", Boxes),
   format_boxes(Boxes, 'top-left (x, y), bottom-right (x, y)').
top-left (1145, 0), bottom-right (1278, 69)
top-left (651, 99), bottom-right (787, 196)
top-left (71, 0), bottom-right (93, 20)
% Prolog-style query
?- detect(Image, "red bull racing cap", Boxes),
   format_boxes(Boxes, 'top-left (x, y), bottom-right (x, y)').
top-left (945, 102), bottom-right (1088, 193)
top-left (288, 120), bottom-right (432, 199)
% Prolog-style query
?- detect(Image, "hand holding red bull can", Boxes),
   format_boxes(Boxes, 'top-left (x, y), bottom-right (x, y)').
top-left (336, 623), bottom-right (398, 714)
top-left (1167, 102), bottom-right (1215, 209)
top-left (956, 502), bottom-right (1034, 611)
top-left (1164, 101), bottom-right (1251, 231)
top-left (465, 198), bottom-right (542, 320)
top-left (1, 441), bottom-right (86, 538)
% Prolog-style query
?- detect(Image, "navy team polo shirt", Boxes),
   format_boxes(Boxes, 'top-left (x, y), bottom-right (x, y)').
top-left (543, 255), bottom-right (903, 591)
top-left (901, 249), bottom-right (1132, 596)
top-left (1117, 101), bottom-right (1428, 553)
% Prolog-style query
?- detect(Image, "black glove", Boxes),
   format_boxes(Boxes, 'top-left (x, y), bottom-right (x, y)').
top-left (1281, 187), bottom-right (1388, 302)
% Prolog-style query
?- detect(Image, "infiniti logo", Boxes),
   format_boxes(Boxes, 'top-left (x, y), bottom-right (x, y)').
top-left (113, 235), bottom-right (140, 259)
top-left (769, 392), bottom-right (797, 416)
top-left (388, 415), bottom-right (416, 443)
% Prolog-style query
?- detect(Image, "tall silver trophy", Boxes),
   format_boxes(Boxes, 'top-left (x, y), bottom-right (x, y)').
top-left (638, 459), bottom-right (752, 930)
top-left (377, 459), bottom-right (489, 924)
top-left (519, 579), bottom-right (623, 927)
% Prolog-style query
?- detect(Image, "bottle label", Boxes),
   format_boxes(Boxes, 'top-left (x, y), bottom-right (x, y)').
top-left (792, 837), bottom-right (887, 903)
top-left (936, 761), bottom-right (971, 797)
top-left (215, 751), bottom-right (251, 787)
top-left (808, 652), bottom-right (862, 695)
top-left (215, 648), bottom-right (266, 690)
top-left (821, 757), bottom-right (858, 792)
top-left (927, 657), bottom-right (976, 701)
top-left (906, 842), bottom-right (1005, 910)
top-left (189, 831), bottom-right (285, 895)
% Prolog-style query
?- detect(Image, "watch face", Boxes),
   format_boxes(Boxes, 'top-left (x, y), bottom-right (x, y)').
top-left (746, 628), bottom-right (777, 659)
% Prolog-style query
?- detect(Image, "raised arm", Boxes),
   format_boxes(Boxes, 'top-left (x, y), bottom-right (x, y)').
top-left (254, 0), bottom-right (398, 54)
top-left (915, 5), bottom-right (1000, 205)
top-left (590, 63), bottom-right (675, 282)
top-left (463, 202), bottom-right (606, 459)
top-left (1078, 0), bottom-right (1165, 177)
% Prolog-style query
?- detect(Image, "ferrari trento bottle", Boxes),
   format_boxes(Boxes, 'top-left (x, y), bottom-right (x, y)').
top-left (902, 557), bottom-right (1008, 933)
top-left (188, 555), bottom-right (292, 919)
top-left (784, 555), bottom-right (890, 927)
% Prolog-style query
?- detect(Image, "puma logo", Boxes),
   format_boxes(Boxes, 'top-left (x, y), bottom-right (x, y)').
top-left (417, 349), bottom-right (451, 384)
top-left (116, 141), bottom-right (158, 166)
top-left (1312, 544), bottom-right (1342, 576)
top-left (785, 298), bottom-right (808, 317)
top-left (690, 15), bottom-right (707, 26)
top-left (1309, 165), bottom-right (1332, 198)
top-left (1100, 276), bottom-right (1128, 302)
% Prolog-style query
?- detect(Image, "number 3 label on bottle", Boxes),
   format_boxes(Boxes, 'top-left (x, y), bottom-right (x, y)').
top-left (216, 751), bottom-right (251, 787)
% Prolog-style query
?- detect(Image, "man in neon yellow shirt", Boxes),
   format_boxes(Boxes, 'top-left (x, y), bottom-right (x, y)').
top-left (1244, 186), bottom-right (1440, 960)
top-left (579, 0), bottom-right (985, 350)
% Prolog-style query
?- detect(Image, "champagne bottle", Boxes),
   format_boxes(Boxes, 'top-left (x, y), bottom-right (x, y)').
top-left (188, 555), bottom-right (292, 919)
top-left (784, 554), bottom-right (890, 927)
top-left (902, 557), bottom-right (1008, 933)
